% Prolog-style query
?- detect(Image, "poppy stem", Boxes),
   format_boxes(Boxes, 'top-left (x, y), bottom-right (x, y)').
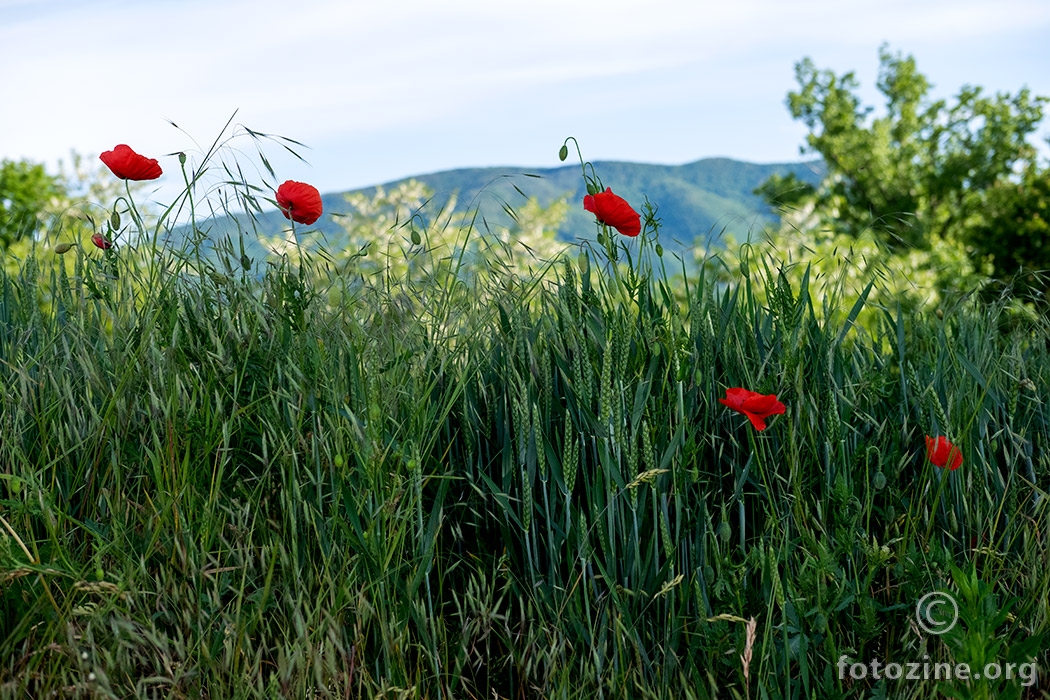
top-left (921, 464), bottom-right (952, 546)
top-left (123, 180), bottom-right (146, 240)
top-left (599, 226), bottom-right (634, 309)
top-left (733, 451), bottom-right (753, 588)
top-left (749, 426), bottom-right (781, 530)
top-left (561, 137), bottom-right (585, 174)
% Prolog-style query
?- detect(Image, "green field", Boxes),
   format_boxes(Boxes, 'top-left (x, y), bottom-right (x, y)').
top-left (1, 145), bottom-right (1048, 700)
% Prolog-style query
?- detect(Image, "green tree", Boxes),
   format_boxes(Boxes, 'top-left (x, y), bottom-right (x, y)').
top-left (745, 46), bottom-right (1050, 314)
top-left (0, 159), bottom-right (65, 248)
top-left (977, 164), bottom-right (1050, 298)
top-left (766, 45), bottom-right (1046, 252)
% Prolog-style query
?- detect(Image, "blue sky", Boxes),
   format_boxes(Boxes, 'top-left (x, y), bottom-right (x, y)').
top-left (2, 0), bottom-right (1049, 201)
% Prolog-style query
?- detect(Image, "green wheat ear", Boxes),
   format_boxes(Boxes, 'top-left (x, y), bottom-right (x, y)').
top-left (660, 505), bottom-right (674, 561)
top-left (521, 464), bottom-right (533, 533)
top-left (513, 387), bottom-right (528, 468)
top-left (533, 402), bottom-right (546, 481)
top-left (561, 412), bottom-right (579, 497)
top-left (572, 336), bottom-right (592, 409)
top-left (540, 335), bottom-right (552, 417)
top-left (641, 416), bottom-right (656, 475)
top-left (581, 510), bottom-right (596, 562)
top-left (627, 419), bottom-right (640, 507)
top-left (599, 331), bottom-right (614, 434)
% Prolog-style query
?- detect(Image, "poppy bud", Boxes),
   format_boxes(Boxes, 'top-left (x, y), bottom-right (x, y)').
top-left (178, 152), bottom-right (187, 166)
top-left (91, 232), bottom-right (113, 250)
top-left (410, 229), bottom-right (421, 246)
top-left (872, 472), bottom-right (887, 490)
top-left (558, 144), bottom-right (569, 162)
top-left (110, 209), bottom-right (121, 231)
top-left (54, 242), bottom-right (74, 254)
top-left (717, 521), bottom-right (732, 543)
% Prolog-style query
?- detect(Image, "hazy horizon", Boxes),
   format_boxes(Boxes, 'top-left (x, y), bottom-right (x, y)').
top-left (3, 0), bottom-right (1049, 203)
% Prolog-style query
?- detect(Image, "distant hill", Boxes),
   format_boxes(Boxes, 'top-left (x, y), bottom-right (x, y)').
top-left (194, 157), bottom-right (824, 267)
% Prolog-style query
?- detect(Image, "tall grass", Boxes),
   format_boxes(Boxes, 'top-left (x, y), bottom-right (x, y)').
top-left (1, 137), bottom-right (1048, 699)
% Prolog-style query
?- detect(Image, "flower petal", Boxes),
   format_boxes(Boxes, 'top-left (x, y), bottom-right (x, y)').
top-left (719, 387), bottom-right (753, 411)
top-left (741, 393), bottom-right (786, 415)
top-left (276, 180), bottom-right (324, 225)
top-left (743, 411), bottom-right (769, 431)
top-left (925, 435), bottom-right (963, 470)
top-left (719, 387), bottom-right (784, 431)
top-left (100, 144), bottom-right (162, 181)
top-left (583, 188), bottom-right (641, 237)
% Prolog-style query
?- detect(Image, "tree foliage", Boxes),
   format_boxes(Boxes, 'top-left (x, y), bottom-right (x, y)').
top-left (0, 152), bottom-right (137, 261)
top-left (779, 46), bottom-right (1046, 251)
top-left (0, 159), bottom-right (65, 248)
top-left (754, 45), bottom-right (1050, 303)
top-left (979, 165), bottom-right (1050, 297)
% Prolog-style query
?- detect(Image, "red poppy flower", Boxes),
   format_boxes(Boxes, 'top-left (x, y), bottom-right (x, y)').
top-left (925, 435), bottom-right (963, 470)
top-left (583, 188), bottom-right (641, 237)
top-left (276, 180), bottom-right (323, 225)
top-left (99, 144), bottom-right (162, 181)
top-left (718, 387), bottom-right (786, 431)
top-left (91, 232), bottom-right (112, 250)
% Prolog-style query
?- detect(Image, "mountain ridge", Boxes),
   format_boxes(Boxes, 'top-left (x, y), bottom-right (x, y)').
top-left (198, 156), bottom-right (824, 265)
top-left (323, 157), bottom-right (824, 242)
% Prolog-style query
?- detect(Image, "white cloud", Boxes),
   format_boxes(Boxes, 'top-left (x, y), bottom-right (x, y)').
top-left (1, 0), bottom-right (1048, 196)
